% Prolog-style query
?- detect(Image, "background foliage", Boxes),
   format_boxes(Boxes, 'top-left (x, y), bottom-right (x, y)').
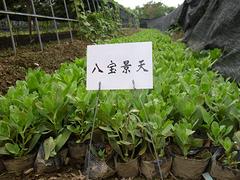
top-left (134, 1), bottom-right (175, 19)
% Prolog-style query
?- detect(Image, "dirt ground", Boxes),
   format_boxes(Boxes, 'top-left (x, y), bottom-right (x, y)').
top-left (0, 39), bottom-right (89, 95)
top-left (0, 166), bottom-right (177, 180)
top-left (0, 28), bottom-right (139, 95)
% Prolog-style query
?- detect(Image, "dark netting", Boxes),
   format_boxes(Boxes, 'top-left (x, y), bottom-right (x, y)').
top-left (140, 5), bottom-right (183, 31)
top-left (141, 0), bottom-right (240, 81)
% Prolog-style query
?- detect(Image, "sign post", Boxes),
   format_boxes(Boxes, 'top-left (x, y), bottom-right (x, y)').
top-left (86, 42), bottom-right (158, 179)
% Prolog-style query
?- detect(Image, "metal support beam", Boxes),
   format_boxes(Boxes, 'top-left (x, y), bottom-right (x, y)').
top-left (86, 0), bottom-right (91, 12)
top-left (96, 0), bottom-right (100, 11)
top-left (0, 10), bottom-right (78, 22)
top-left (30, 0), bottom-right (43, 51)
top-left (63, 0), bottom-right (73, 42)
top-left (92, 0), bottom-right (97, 12)
top-left (2, 0), bottom-right (16, 54)
top-left (49, 0), bottom-right (60, 44)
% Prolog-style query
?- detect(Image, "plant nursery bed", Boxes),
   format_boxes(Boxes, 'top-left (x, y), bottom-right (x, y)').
top-left (0, 29), bottom-right (239, 180)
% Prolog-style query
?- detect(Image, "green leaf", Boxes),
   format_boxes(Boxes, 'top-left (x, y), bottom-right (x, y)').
top-left (186, 129), bottom-right (195, 136)
top-left (224, 126), bottom-right (233, 137)
top-left (161, 120), bottom-right (173, 137)
top-left (109, 137), bottom-right (123, 159)
top-left (191, 138), bottom-right (204, 148)
top-left (199, 106), bottom-right (213, 126)
top-left (0, 146), bottom-right (10, 155)
top-left (117, 140), bottom-right (132, 146)
top-left (211, 121), bottom-right (220, 138)
top-left (5, 143), bottom-right (20, 156)
top-left (28, 133), bottom-right (41, 153)
top-left (43, 137), bottom-right (56, 160)
top-left (108, 134), bottom-right (119, 138)
top-left (138, 142), bottom-right (147, 156)
top-left (55, 129), bottom-right (71, 152)
top-left (220, 137), bottom-right (233, 154)
top-left (0, 121), bottom-right (10, 141)
top-left (99, 126), bottom-right (113, 132)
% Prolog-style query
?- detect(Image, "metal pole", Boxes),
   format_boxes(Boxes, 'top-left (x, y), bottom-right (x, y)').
top-left (63, 0), bottom-right (73, 42)
top-left (2, 0), bottom-right (16, 54)
top-left (49, 0), bottom-right (60, 44)
top-left (92, 0), bottom-right (97, 12)
top-left (30, 0), bottom-right (43, 51)
top-left (86, 0), bottom-right (91, 12)
top-left (0, 10), bottom-right (78, 22)
top-left (96, 0), bottom-right (100, 11)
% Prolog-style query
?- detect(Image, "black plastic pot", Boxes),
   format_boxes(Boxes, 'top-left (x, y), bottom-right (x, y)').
top-left (84, 151), bottom-right (115, 179)
top-left (115, 158), bottom-right (139, 178)
top-left (3, 153), bottom-right (36, 175)
top-left (210, 160), bottom-right (240, 180)
top-left (172, 154), bottom-right (210, 179)
top-left (0, 159), bottom-right (5, 173)
top-left (140, 156), bottom-right (172, 179)
top-left (68, 141), bottom-right (87, 165)
top-left (34, 144), bottom-right (68, 174)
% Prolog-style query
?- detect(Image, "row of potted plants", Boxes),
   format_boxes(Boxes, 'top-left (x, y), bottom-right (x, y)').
top-left (0, 29), bottom-right (239, 179)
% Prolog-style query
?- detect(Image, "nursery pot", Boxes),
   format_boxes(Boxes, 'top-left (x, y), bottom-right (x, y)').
top-left (140, 156), bottom-right (172, 179)
top-left (210, 160), bottom-right (240, 180)
top-left (84, 151), bottom-right (115, 179)
top-left (35, 144), bottom-right (68, 174)
top-left (172, 154), bottom-right (210, 179)
top-left (3, 153), bottom-right (36, 175)
top-left (0, 159), bottom-right (5, 173)
top-left (68, 141), bottom-right (87, 164)
top-left (115, 158), bottom-right (139, 178)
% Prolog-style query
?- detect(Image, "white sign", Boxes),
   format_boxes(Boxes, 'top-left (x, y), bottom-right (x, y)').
top-left (87, 42), bottom-right (153, 90)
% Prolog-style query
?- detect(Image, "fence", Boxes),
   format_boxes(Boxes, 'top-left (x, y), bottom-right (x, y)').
top-left (0, 0), bottom-right (101, 54)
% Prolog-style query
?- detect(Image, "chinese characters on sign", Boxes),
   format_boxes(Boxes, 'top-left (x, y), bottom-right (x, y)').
top-left (87, 42), bottom-right (153, 90)
top-left (92, 60), bottom-right (148, 75)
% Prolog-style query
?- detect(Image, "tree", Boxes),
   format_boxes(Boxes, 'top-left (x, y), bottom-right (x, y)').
top-left (134, 1), bottom-right (175, 19)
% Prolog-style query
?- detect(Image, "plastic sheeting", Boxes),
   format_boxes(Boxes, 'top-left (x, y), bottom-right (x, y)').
top-left (142, 0), bottom-right (240, 81)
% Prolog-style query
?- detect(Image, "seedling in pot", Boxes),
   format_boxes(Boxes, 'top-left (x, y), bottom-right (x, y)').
top-left (67, 86), bottom-right (97, 145)
top-left (99, 104), bottom-right (144, 178)
top-left (0, 84), bottom-right (42, 158)
top-left (100, 109), bottom-right (143, 162)
top-left (172, 120), bottom-right (212, 179)
top-left (90, 144), bottom-right (113, 161)
top-left (138, 97), bottom-right (174, 179)
top-left (207, 121), bottom-right (233, 146)
top-left (173, 120), bottom-right (204, 157)
top-left (139, 96), bottom-right (174, 158)
top-left (218, 137), bottom-right (240, 169)
top-left (43, 129), bottom-right (71, 161)
top-left (0, 83), bottom-right (42, 174)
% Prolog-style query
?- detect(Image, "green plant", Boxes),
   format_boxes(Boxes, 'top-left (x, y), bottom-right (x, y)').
top-left (139, 95), bottom-right (173, 158)
top-left (66, 87), bottom-right (96, 144)
top-left (2, 29), bottom-right (240, 167)
top-left (43, 129), bottom-right (71, 160)
top-left (35, 81), bottom-right (77, 134)
top-left (76, 3), bottom-right (121, 42)
top-left (100, 109), bottom-right (144, 162)
top-left (0, 82), bottom-right (41, 157)
top-left (207, 121), bottom-right (233, 146)
top-left (173, 121), bottom-right (203, 157)
top-left (90, 146), bottom-right (107, 161)
top-left (219, 137), bottom-right (240, 168)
